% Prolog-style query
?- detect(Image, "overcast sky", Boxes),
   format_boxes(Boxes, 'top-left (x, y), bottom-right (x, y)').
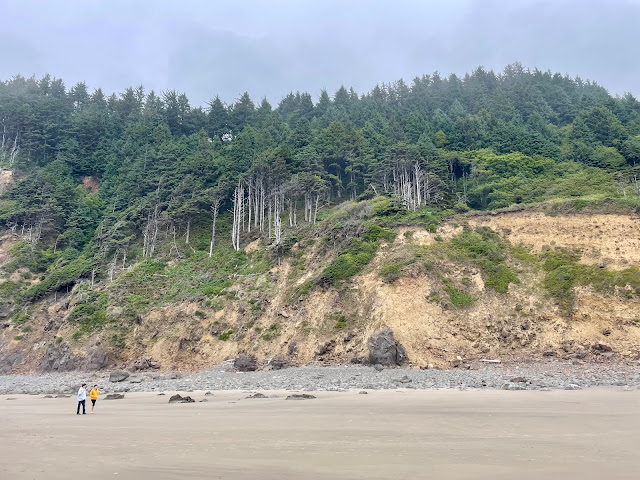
top-left (2, 0), bottom-right (640, 106)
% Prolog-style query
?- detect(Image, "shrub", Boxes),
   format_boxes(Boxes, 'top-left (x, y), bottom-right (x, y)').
top-left (380, 264), bottom-right (401, 283)
top-left (485, 263), bottom-right (519, 294)
top-left (543, 264), bottom-right (575, 314)
top-left (218, 330), bottom-right (233, 341)
top-left (447, 227), bottom-right (518, 293)
top-left (261, 323), bottom-right (279, 340)
top-left (372, 196), bottom-right (402, 217)
top-left (0, 280), bottom-right (19, 299)
top-left (111, 333), bottom-right (126, 349)
top-left (541, 248), bottom-right (640, 315)
top-left (12, 311), bottom-right (30, 325)
top-left (201, 279), bottom-right (232, 296)
top-left (21, 255), bottom-right (93, 302)
top-left (426, 291), bottom-right (441, 303)
top-left (321, 225), bottom-right (394, 285)
top-left (445, 285), bottom-right (477, 307)
top-left (68, 291), bottom-right (110, 336)
top-left (330, 313), bottom-right (349, 329)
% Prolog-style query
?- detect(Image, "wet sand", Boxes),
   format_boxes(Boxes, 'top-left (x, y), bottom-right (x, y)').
top-left (1, 389), bottom-right (638, 479)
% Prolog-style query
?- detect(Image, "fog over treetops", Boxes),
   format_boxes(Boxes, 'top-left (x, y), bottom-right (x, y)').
top-left (2, 0), bottom-right (640, 104)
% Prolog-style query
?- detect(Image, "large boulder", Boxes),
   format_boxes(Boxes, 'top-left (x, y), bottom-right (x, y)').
top-left (85, 340), bottom-right (109, 371)
top-left (109, 369), bottom-right (130, 382)
top-left (234, 354), bottom-right (257, 372)
top-left (269, 355), bottom-right (290, 370)
top-left (368, 328), bottom-right (407, 366)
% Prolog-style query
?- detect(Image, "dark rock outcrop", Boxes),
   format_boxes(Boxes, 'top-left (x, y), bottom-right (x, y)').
top-left (0, 352), bottom-right (22, 374)
top-left (128, 357), bottom-right (160, 372)
top-left (234, 354), bottom-right (257, 372)
top-left (39, 342), bottom-right (82, 372)
top-left (286, 394), bottom-right (316, 400)
top-left (367, 328), bottom-right (407, 366)
top-left (85, 340), bottom-right (109, 371)
top-left (269, 355), bottom-right (290, 370)
top-left (105, 393), bottom-right (125, 400)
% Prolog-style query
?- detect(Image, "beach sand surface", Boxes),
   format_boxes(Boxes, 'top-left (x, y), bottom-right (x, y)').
top-left (0, 389), bottom-right (638, 479)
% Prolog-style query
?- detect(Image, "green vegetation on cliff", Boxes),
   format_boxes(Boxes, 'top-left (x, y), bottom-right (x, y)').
top-left (1, 64), bottom-right (640, 334)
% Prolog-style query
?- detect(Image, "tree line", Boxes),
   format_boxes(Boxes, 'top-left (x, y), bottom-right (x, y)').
top-left (0, 62), bottom-right (639, 278)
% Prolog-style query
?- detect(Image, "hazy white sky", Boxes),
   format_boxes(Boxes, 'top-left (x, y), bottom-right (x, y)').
top-left (2, 0), bottom-right (639, 105)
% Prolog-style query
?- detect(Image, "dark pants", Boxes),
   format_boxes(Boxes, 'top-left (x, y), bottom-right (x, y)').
top-left (77, 399), bottom-right (85, 414)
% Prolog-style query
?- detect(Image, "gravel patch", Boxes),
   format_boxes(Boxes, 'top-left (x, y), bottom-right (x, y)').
top-left (1, 360), bottom-right (639, 395)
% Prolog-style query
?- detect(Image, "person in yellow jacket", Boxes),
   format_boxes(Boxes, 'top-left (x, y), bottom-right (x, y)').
top-left (89, 385), bottom-right (99, 414)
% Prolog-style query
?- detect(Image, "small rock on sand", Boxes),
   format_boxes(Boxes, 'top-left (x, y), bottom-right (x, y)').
top-left (246, 393), bottom-right (267, 399)
top-left (105, 394), bottom-right (125, 400)
top-left (502, 383), bottom-right (526, 391)
top-left (169, 394), bottom-right (195, 404)
top-left (286, 394), bottom-right (316, 400)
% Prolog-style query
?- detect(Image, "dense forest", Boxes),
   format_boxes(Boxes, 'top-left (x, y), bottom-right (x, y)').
top-left (1, 63), bottom-right (640, 306)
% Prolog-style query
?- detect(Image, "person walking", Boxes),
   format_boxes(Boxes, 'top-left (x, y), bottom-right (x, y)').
top-left (89, 385), bottom-right (99, 414)
top-left (77, 384), bottom-right (87, 415)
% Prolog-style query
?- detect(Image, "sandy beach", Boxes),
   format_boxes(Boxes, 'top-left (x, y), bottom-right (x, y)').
top-left (1, 388), bottom-right (638, 479)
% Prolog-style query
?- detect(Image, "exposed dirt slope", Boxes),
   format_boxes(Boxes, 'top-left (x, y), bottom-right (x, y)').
top-left (1, 208), bottom-right (640, 373)
top-left (469, 211), bottom-right (640, 269)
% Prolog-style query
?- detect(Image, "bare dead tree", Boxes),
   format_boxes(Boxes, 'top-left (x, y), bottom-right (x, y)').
top-left (169, 224), bottom-right (183, 258)
top-left (209, 195), bottom-right (222, 257)
top-left (273, 191), bottom-right (282, 245)
top-left (9, 132), bottom-right (19, 166)
top-left (230, 182), bottom-right (243, 251)
top-left (108, 250), bottom-right (119, 282)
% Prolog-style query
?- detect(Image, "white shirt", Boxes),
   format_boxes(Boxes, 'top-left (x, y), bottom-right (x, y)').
top-left (77, 387), bottom-right (86, 401)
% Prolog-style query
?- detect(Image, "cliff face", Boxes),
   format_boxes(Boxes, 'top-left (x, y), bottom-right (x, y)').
top-left (2, 207), bottom-right (640, 373)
